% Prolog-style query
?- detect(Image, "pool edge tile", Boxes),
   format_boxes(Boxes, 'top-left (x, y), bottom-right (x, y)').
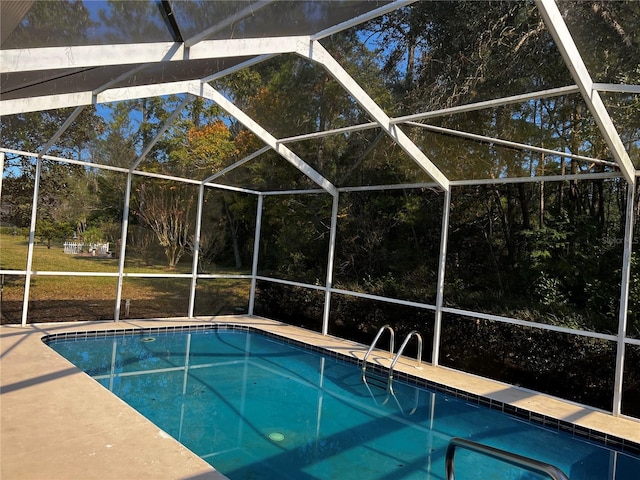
top-left (38, 318), bottom-right (640, 458)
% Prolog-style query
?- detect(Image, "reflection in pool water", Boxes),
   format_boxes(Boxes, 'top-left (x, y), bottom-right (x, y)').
top-left (47, 328), bottom-right (639, 480)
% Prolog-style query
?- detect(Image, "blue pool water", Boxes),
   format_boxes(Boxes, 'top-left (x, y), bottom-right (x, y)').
top-left (46, 327), bottom-right (639, 480)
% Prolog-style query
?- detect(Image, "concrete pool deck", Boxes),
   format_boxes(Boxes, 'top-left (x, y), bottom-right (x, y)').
top-left (1, 315), bottom-right (639, 479)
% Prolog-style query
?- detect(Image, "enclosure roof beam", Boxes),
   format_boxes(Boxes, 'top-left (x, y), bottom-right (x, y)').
top-left (311, 0), bottom-right (419, 41)
top-left (261, 189), bottom-right (327, 196)
top-left (38, 106), bottom-right (85, 157)
top-left (201, 54), bottom-right (276, 84)
top-left (279, 123), bottom-right (381, 144)
top-left (592, 83), bottom-right (640, 94)
top-left (396, 85), bottom-right (582, 123)
top-left (1, 92), bottom-right (91, 116)
top-left (0, 73), bottom-right (582, 120)
top-left (271, 172), bottom-right (618, 193)
top-left (535, 0), bottom-right (635, 185)
top-left (404, 121), bottom-right (618, 168)
top-left (200, 182), bottom-right (261, 195)
top-left (1, 81), bottom-right (195, 115)
top-left (4, 144), bottom-right (618, 195)
top-left (450, 171), bottom-right (622, 187)
top-left (0, 146), bottom-right (261, 194)
top-left (277, 85), bottom-right (581, 144)
top-left (1, 53), bottom-right (277, 114)
top-left (298, 40), bottom-right (450, 192)
top-left (202, 146), bottom-right (271, 184)
top-left (198, 83), bottom-right (338, 197)
top-left (128, 168), bottom-right (260, 194)
top-left (0, 36), bottom-right (309, 73)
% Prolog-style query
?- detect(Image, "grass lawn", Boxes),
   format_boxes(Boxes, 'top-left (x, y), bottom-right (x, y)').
top-left (0, 234), bottom-right (250, 324)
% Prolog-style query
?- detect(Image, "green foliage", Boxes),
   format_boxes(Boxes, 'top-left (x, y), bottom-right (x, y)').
top-left (4, 0), bottom-right (96, 48)
top-left (625, 253), bottom-right (640, 338)
top-left (254, 281), bottom-right (325, 333)
top-left (2, 0), bottom-right (639, 414)
top-left (258, 195), bottom-right (332, 283)
top-left (532, 272), bottom-right (567, 307)
top-left (82, 226), bottom-right (104, 245)
top-left (441, 316), bottom-right (620, 411)
top-left (35, 219), bottom-right (73, 249)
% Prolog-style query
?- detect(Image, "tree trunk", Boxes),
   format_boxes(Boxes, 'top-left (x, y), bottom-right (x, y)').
top-left (223, 197), bottom-right (242, 269)
top-left (539, 153), bottom-right (545, 227)
top-left (518, 182), bottom-right (531, 231)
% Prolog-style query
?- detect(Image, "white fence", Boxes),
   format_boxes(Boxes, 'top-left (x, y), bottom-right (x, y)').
top-left (63, 242), bottom-right (110, 255)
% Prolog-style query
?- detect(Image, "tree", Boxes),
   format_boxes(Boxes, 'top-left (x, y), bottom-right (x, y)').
top-left (179, 120), bottom-right (237, 175)
top-left (36, 219), bottom-right (73, 249)
top-left (98, 0), bottom-right (170, 43)
top-left (1, 105), bottom-right (105, 234)
top-left (216, 32), bottom-right (393, 188)
top-left (179, 120), bottom-right (251, 269)
top-left (3, 0), bottom-right (96, 48)
top-left (132, 180), bottom-right (197, 270)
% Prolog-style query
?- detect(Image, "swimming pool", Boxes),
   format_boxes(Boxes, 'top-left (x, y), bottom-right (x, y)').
top-left (45, 325), bottom-right (639, 480)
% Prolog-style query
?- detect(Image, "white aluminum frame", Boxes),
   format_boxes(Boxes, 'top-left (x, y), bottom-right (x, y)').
top-left (199, 84), bottom-right (339, 197)
top-left (1, 0), bottom-right (638, 419)
top-left (276, 85), bottom-right (582, 145)
top-left (535, 0), bottom-right (635, 185)
top-left (613, 181), bottom-right (636, 414)
top-left (322, 194), bottom-right (340, 335)
top-left (0, 37), bottom-right (311, 73)
top-left (297, 41), bottom-right (450, 192)
top-left (5, 139), bottom-right (636, 416)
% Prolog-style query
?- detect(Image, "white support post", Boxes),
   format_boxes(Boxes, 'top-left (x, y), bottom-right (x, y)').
top-left (0, 151), bottom-right (4, 195)
top-left (19, 102), bottom-right (84, 326)
top-left (298, 41), bottom-right (450, 192)
top-left (248, 194), bottom-right (264, 315)
top-left (613, 183), bottom-right (635, 416)
top-left (188, 183), bottom-right (206, 318)
top-left (535, 0), bottom-right (635, 185)
top-left (432, 188), bottom-right (452, 366)
top-left (322, 193), bottom-right (340, 336)
top-left (114, 173), bottom-right (133, 321)
top-left (20, 157), bottom-right (42, 327)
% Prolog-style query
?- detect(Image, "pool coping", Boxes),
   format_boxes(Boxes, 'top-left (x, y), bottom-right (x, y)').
top-left (2, 315), bottom-right (639, 479)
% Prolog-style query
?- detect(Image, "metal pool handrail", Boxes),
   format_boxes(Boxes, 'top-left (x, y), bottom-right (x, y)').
top-left (361, 324), bottom-right (395, 379)
top-left (387, 330), bottom-right (423, 394)
top-left (445, 437), bottom-right (570, 480)
top-left (389, 330), bottom-right (423, 372)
